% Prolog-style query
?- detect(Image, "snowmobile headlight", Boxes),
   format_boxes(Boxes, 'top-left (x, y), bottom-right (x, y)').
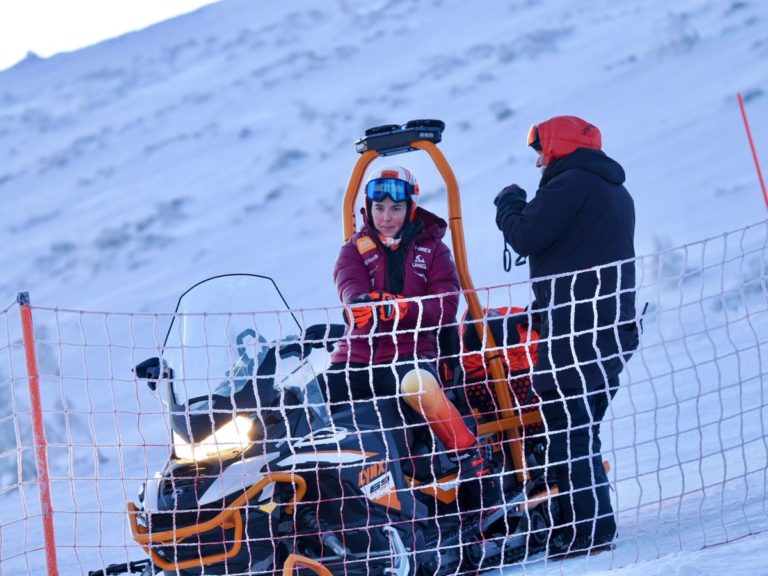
top-left (173, 416), bottom-right (254, 462)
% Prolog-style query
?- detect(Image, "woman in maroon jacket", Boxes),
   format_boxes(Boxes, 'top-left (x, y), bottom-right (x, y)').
top-left (323, 166), bottom-right (498, 513)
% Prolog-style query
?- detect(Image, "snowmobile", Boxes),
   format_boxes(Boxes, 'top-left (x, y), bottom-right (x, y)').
top-left (89, 121), bottom-right (560, 576)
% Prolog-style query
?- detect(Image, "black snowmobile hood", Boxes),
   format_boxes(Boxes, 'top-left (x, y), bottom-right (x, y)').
top-left (539, 147), bottom-right (626, 187)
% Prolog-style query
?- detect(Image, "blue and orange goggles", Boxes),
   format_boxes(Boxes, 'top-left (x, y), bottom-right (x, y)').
top-left (527, 123), bottom-right (542, 152)
top-left (365, 178), bottom-right (414, 202)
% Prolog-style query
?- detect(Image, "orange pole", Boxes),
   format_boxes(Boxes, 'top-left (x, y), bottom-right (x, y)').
top-left (343, 149), bottom-right (379, 240)
top-left (411, 141), bottom-right (528, 480)
top-left (17, 292), bottom-right (59, 576)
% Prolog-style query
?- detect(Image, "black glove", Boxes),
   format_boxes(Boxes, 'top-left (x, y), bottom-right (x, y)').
top-left (494, 184), bottom-right (527, 231)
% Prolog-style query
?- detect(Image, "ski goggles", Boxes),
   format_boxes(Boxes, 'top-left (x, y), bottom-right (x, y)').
top-left (527, 123), bottom-right (542, 152)
top-left (365, 178), bottom-right (415, 202)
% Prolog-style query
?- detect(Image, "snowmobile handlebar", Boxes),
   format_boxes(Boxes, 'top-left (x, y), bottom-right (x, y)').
top-left (301, 323), bottom-right (346, 351)
top-left (278, 323), bottom-right (346, 363)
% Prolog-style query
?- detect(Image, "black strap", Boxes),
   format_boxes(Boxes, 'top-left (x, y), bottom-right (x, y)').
top-left (503, 238), bottom-right (527, 271)
top-left (639, 301), bottom-right (650, 334)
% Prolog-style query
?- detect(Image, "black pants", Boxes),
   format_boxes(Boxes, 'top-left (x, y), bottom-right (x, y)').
top-left (319, 359), bottom-right (437, 460)
top-left (539, 375), bottom-right (619, 544)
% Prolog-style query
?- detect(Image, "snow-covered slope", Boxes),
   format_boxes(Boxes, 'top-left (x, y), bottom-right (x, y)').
top-left (0, 0), bottom-right (767, 574)
top-left (0, 0), bottom-right (766, 314)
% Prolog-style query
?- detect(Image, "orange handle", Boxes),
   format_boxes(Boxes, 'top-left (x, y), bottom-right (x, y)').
top-left (128, 473), bottom-right (307, 571)
top-left (282, 553), bottom-right (334, 576)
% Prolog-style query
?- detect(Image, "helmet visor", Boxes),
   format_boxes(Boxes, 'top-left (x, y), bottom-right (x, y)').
top-left (527, 123), bottom-right (542, 151)
top-left (365, 178), bottom-right (414, 202)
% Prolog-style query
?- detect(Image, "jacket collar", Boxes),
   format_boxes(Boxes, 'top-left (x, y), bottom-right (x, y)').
top-left (540, 148), bottom-right (626, 187)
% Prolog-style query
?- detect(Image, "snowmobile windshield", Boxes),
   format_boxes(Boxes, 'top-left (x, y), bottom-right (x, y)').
top-left (159, 274), bottom-right (331, 436)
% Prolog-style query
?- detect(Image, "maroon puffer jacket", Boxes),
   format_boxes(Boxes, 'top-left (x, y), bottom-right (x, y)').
top-left (331, 207), bottom-right (460, 366)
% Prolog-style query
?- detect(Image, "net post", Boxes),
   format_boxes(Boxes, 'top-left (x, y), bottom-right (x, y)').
top-left (16, 292), bottom-right (59, 576)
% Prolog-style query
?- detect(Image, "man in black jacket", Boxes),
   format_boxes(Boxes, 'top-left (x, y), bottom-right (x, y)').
top-left (494, 116), bottom-right (639, 556)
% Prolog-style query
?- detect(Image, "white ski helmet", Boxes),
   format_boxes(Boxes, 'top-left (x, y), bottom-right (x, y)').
top-left (364, 166), bottom-right (420, 224)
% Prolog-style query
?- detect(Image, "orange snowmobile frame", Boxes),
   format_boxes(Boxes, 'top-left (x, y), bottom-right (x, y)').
top-left (342, 120), bottom-right (543, 482)
top-left (128, 473), bottom-right (307, 572)
top-left (282, 553), bottom-right (333, 576)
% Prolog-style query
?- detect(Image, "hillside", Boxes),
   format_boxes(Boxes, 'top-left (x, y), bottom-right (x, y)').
top-left (0, 0), bottom-right (765, 314)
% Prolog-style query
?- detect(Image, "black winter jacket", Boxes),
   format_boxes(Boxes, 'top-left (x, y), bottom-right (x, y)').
top-left (501, 148), bottom-right (638, 395)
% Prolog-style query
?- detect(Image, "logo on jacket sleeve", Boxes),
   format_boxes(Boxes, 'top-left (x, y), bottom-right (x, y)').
top-left (412, 254), bottom-right (427, 270)
top-left (356, 236), bottom-right (376, 255)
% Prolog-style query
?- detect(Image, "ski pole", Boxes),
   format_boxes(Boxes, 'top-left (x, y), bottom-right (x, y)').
top-left (737, 92), bottom-right (768, 211)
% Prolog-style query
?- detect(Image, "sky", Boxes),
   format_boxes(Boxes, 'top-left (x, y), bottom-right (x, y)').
top-left (0, 0), bottom-right (220, 71)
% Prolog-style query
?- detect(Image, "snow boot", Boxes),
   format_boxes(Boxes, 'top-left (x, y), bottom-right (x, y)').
top-left (454, 445), bottom-right (502, 517)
